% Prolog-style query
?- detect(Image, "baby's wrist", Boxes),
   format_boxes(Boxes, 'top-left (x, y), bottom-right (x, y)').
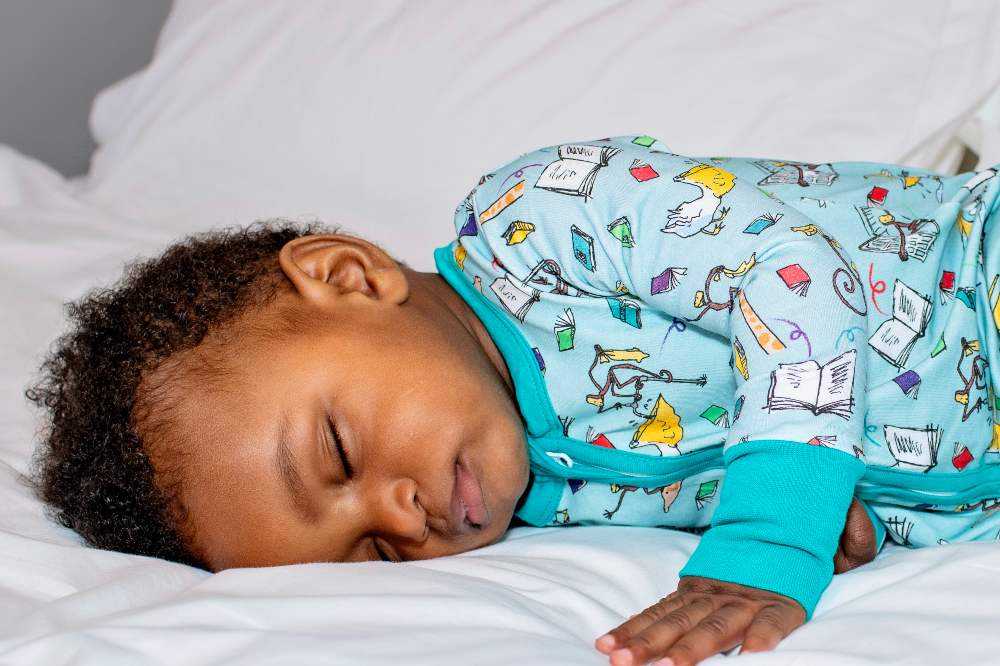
top-left (678, 439), bottom-right (865, 619)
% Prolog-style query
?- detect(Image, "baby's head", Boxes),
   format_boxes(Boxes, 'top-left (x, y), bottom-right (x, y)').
top-left (26, 220), bottom-right (530, 570)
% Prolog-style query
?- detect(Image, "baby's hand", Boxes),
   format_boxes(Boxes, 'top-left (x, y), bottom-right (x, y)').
top-left (594, 576), bottom-right (805, 666)
top-left (834, 497), bottom-right (877, 574)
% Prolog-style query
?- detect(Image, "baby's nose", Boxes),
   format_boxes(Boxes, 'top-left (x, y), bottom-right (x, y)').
top-left (371, 476), bottom-right (428, 543)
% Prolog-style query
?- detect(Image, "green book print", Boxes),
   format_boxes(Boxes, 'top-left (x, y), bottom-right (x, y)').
top-left (700, 404), bottom-right (729, 427)
top-left (607, 216), bottom-right (636, 248)
top-left (554, 308), bottom-right (576, 352)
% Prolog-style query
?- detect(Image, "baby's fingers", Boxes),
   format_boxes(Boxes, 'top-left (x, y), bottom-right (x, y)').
top-left (596, 593), bottom-right (688, 654)
top-left (625, 603), bottom-right (754, 666)
top-left (739, 604), bottom-right (803, 655)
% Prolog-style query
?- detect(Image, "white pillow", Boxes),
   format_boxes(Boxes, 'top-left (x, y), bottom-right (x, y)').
top-left (79, 0), bottom-right (1000, 270)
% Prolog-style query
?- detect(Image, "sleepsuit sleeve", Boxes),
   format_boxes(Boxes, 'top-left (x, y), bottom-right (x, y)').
top-left (465, 135), bottom-right (870, 619)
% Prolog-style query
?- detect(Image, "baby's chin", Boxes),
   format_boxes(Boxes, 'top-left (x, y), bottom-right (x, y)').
top-left (453, 509), bottom-right (516, 559)
top-left (483, 506), bottom-right (519, 548)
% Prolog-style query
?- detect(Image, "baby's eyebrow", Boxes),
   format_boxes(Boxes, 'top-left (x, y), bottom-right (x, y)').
top-left (274, 412), bottom-right (320, 524)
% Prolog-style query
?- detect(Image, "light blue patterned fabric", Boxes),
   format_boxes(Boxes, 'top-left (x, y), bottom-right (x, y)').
top-left (434, 134), bottom-right (1000, 617)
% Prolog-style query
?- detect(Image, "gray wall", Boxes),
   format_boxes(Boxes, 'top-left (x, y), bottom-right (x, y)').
top-left (0, 0), bottom-right (172, 178)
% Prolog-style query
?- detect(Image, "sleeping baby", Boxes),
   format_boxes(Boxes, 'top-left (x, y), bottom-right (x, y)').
top-left (25, 134), bottom-right (1000, 666)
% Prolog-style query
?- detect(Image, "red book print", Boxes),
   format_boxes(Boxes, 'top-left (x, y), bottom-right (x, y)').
top-left (776, 263), bottom-right (811, 297)
top-left (629, 159), bottom-right (659, 182)
top-left (940, 270), bottom-right (955, 291)
top-left (868, 186), bottom-right (888, 206)
top-left (952, 446), bottom-right (973, 471)
top-left (591, 433), bottom-right (615, 449)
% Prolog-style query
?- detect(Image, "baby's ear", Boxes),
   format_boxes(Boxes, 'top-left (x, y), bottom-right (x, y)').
top-left (278, 234), bottom-right (408, 306)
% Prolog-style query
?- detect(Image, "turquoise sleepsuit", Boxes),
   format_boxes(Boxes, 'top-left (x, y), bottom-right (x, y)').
top-left (433, 134), bottom-right (1000, 619)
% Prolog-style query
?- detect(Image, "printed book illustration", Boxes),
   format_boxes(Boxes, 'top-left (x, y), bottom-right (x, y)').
top-left (733, 337), bottom-right (749, 380)
top-left (700, 404), bottom-right (729, 428)
top-left (776, 263), bottom-right (811, 297)
top-left (695, 480), bottom-right (719, 510)
top-left (892, 369), bottom-right (921, 399)
top-left (502, 220), bottom-right (535, 245)
top-left (765, 349), bottom-right (857, 419)
top-left (855, 205), bottom-right (939, 262)
top-left (554, 308), bottom-right (576, 351)
top-left (607, 296), bottom-right (642, 328)
top-left (884, 515), bottom-right (914, 546)
top-left (744, 212), bottom-right (783, 235)
top-left (571, 224), bottom-right (597, 271)
top-left (651, 266), bottom-right (686, 295)
top-left (629, 159), bottom-right (659, 182)
top-left (884, 424), bottom-right (941, 472)
top-left (752, 160), bottom-right (839, 187)
top-left (607, 216), bottom-right (635, 247)
top-left (868, 279), bottom-right (933, 368)
top-left (490, 273), bottom-right (541, 322)
top-left (535, 144), bottom-right (622, 199)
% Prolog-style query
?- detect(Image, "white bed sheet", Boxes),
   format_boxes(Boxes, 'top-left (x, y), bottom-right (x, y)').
top-left (4, 1), bottom-right (1000, 663)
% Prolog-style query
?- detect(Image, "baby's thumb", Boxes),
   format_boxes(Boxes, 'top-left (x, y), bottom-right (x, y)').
top-left (833, 497), bottom-right (877, 574)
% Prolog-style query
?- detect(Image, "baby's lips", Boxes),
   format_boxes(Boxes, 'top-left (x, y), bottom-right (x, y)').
top-left (454, 457), bottom-right (489, 527)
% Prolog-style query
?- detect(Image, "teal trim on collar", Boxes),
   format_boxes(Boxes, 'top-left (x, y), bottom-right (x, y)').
top-left (434, 245), bottom-right (561, 437)
top-left (514, 475), bottom-right (565, 527)
top-left (434, 244), bottom-right (566, 526)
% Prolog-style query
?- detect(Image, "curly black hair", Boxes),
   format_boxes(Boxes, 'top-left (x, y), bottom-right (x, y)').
top-left (24, 219), bottom-right (350, 568)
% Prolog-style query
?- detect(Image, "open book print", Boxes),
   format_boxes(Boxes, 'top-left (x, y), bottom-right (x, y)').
top-left (535, 144), bottom-right (622, 200)
top-left (765, 349), bottom-right (857, 419)
top-left (855, 205), bottom-right (939, 262)
top-left (554, 308), bottom-right (576, 351)
top-left (868, 279), bottom-right (933, 368)
top-left (884, 515), bottom-right (915, 546)
top-left (752, 160), bottom-right (839, 187)
top-left (859, 231), bottom-right (938, 262)
top-left (490, 273), bottom-right (540, 322)
top-left (884, 424), bottom-right (941, 472)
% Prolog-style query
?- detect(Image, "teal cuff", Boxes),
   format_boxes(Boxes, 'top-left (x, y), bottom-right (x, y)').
top-left (678, 439), bottom-right (865, 620)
